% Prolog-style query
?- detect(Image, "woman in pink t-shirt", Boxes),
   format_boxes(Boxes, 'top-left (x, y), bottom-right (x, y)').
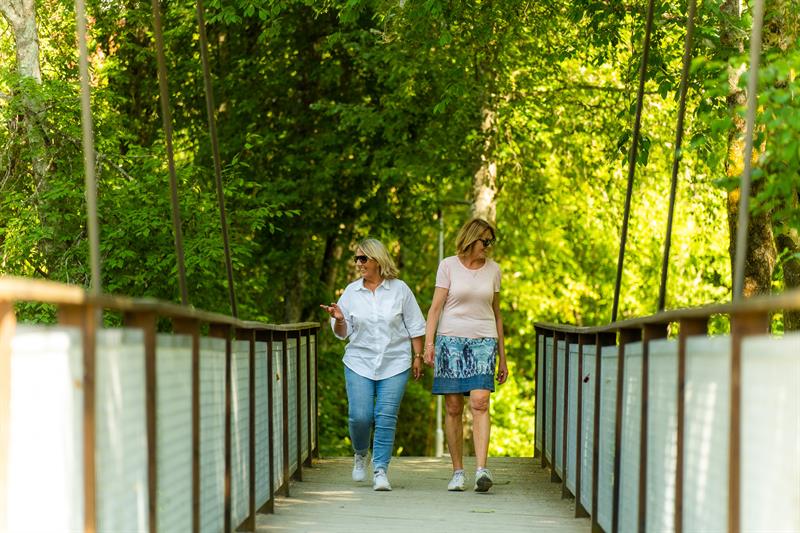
top-left (423, 218), bottom-right (508, 493)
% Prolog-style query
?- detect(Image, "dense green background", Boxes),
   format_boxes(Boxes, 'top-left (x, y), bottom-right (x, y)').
top-left (1, 0), bottom-right (798, 457)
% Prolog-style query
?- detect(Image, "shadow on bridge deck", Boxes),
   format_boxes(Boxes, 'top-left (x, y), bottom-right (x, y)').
top-left (257, 456), bottom-right (590, 532)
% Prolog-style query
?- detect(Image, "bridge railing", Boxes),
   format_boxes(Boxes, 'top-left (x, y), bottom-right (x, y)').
top-left (0, 276), bottom-right (320, 533)
top-left (534, 290), bottom-right (800, 533)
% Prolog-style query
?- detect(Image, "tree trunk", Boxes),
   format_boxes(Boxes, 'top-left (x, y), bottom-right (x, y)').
top-left (721, 0), bottom-right (776, 297)
top-left (471, 107), bottom-right (498, 225)
top-left (776, 228), bottom-right (800, 331)
top-left (0, 0), bottom-right (41, 82)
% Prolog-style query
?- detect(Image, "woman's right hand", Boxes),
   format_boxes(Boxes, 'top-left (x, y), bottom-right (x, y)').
top-left (423, 343), bottom-right (435, 366)
top-left (319, 303), bottom-right (344, 322)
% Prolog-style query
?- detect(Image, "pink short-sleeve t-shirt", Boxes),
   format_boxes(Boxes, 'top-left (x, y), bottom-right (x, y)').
top-left (435, 255), bottom-right (501, 339)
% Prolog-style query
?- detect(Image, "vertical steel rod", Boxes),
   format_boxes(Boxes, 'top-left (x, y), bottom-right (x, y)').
top-left (149, 0), bottom-right (189, 306)
top-left (658, 0), bottom-right (698, 312)
top-left (732, 0), bottom-right (765, 302)
top-left (611, 0), bottom-right (657, 322)
top-left (195, 0), bottom-right (238, 317)
top-left (74, 0), bottom-right (101, 295)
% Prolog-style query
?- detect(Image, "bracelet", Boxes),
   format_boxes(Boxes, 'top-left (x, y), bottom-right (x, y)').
top-left (425, 343), bottom-right (434, 347)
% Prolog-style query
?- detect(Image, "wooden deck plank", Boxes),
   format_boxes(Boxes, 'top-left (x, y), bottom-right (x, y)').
top-left (257, 456), bottom-right (590, 532)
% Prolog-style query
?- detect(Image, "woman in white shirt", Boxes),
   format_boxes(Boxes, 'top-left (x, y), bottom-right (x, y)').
top-left (321, 238), bottom-right (426, 491)
top-left (423, 218), bottom-right (508, 493)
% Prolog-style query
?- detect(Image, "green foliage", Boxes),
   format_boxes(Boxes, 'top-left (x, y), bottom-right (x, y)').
top-left (2, 0), bottom-right (797, 459)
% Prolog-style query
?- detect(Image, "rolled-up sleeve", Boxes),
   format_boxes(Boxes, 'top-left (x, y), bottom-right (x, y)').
top-left (401, 284), bottom-right (426, 338)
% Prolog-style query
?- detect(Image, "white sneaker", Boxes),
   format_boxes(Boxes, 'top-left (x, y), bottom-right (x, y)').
top-left (447, 470), bottom-right (465, 491)
top-left (352, 453), bottom-right (368, 482)
top-left (474, 468), bottom-right (493, 492)
top-left (373, 469), bottom-right (392, 491)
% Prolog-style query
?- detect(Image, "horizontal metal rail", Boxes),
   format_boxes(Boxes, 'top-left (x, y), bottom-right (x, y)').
top-left (0, 276), bottom-right (320, 533)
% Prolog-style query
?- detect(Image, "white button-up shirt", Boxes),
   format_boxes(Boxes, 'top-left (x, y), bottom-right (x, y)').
top-left (332, 277), bottom-right (426, 380)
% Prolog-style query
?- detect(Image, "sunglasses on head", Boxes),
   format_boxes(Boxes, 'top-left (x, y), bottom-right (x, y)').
top-left (354, 255), bottom-right (370, 264)
top-left (478, 238), bottom-right (495, 247)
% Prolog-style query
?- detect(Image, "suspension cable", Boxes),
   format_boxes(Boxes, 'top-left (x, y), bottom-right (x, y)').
top-left (657, 0), bottom-right (698, 312)
top-left (150, 0), bottom-right (189, 306)
top-left (611, 0), bottom-right (657, 322)
top-left (195, 0), bottom-right (238, 318)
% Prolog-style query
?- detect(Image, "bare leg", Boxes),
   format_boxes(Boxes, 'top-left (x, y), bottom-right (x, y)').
top-left (444, 394), bottom-right (465, 470)
top-left (470, 390), bottom-right (491, 469)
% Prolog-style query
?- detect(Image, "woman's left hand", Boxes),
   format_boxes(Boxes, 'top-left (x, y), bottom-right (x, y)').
top-left (412, 356), bottom-right (424, 381)
top-left (496, 359), bottom-right (509, 384)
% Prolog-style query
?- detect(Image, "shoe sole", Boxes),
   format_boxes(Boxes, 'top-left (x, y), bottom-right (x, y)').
top-left (353, 472), bottom-right (366, 482)
top-left (374, 485), bottom-right (392, 491)
top-left (474, 477), bottom-right (493, 492)
top-left (448, 485), bottom-right (465, 492)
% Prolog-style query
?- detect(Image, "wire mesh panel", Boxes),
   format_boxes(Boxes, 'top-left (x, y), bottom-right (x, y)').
top-left (300, 334), bottom-right (309, 462)
top-left (566, 342), bottom-right (579, 494)
top-left (230, 340), bottom-right (251, 530)
top-left (740, 333), bottom-right (800, 532)
top-left (646, 338), bottom-right (678, 533)
top-left (536, 334), bottom-right (545, 454)
top-left (272, 339), bottom-right (285, 490)
top-left (156, 333), bottom-right (192, 533)
top-left (255, 340), bottom-right (270, 510)
top-left (555, 339), bottom-right (566, 477)
top-left (545, 336), bottom-right (554, 462)
top-left (288, 337), bottom-right (298, 472)
top-left (682, 336), bottom-right (730, 533)
top-left (95, 329), bottom-right (148, 533)
top-left (6, 326), bottom-right (84, 532)
top-left (597, 345), bottom-right (618, 533)
top-left (618, 342), bottom-right (643, 533)
top-left (199, 337), bottom-right (226, 533)
top-left (580, 344), bottom-right (596, 513)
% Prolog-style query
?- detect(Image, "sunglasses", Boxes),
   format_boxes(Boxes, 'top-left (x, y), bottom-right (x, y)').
top-left (478, 238), bottom-right (496, 247)
top-left (354, 255), bottom-right (370, 264)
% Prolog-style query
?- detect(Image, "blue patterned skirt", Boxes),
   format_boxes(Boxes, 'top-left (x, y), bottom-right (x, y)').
top-left (432, 335), bottom-right (498, 395)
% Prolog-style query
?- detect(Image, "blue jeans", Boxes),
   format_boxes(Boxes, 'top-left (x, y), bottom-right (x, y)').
top-left (344, 366), bottom-right (409, 472)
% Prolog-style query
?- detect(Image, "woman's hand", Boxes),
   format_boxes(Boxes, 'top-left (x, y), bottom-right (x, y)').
top-left (319, 303), bottom-right (344, 322)
top-left (496, 358), bottom-right (509, 384)
top-left (423, 344), bottom-right (435, 367)
top-left (412, 356), bottom-right (424, 381)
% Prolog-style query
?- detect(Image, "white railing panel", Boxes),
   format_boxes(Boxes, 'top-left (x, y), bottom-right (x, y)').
top-left (646, 338), bottom-right (678, 533)
top-left (230, 339), bottom-right (250, 529)
top-left (618, 342), bottom-right (643, 532)
top-left (156, 334), bottom-right (192, 533)
top-left (255, 340), bottom-right (270, 509)
top-left (273, 340), bottom-right (285, 489)
top-left (597, 345), bottom-right (618, 533)
top-left (580, 344), bottom-right (596, 513)
top-left (682, 335), bottom-right (730, 533)
top-left (199, 337), bottom-right (226, 533)
top-left (6, 325), bottom-right (84, 533)
top-left (536, 334), bottom-right (545, 453)
top-left (301, 334), bottom-right (309, 461)
top-left (741, 333), bottom-right (800, 532)
top-left (545, 336), bottom-right (554, 462)
top-left (288, 337), bottom-right (298, 471)
top-left (566, 342), bottom-right (579, 494)
top-left (555, 339), bottom-right (566, 476)
top-left (95, 329), bottom-right (148, 533)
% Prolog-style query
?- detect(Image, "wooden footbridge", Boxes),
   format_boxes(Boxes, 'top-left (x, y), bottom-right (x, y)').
top-left (2, 277), bottom-right (799, 533)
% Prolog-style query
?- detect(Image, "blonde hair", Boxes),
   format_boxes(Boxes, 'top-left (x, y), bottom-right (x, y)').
top-left (357, 238), bottom-right (399, 279)
top-left (455, 218), bottom-right (496, 256)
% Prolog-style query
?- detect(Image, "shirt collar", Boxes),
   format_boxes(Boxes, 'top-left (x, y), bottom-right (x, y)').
top-left (356, 278), bottom-right (391, 291)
